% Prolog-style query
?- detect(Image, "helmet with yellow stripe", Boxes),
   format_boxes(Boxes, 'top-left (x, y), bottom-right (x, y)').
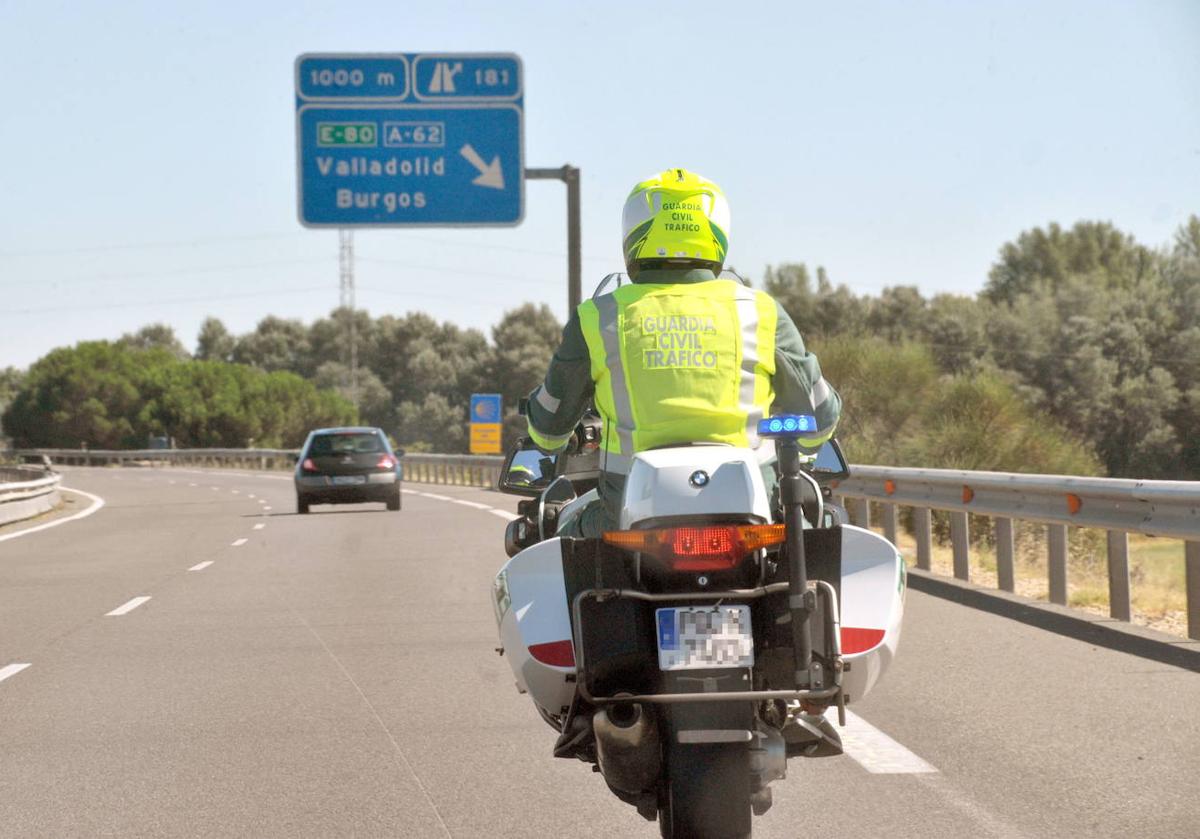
top-left (621, 168), bottom-right (731, 275)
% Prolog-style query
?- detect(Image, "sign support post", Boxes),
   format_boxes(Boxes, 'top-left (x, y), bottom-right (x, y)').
top-left (526, 166), bottom-right (582, 313)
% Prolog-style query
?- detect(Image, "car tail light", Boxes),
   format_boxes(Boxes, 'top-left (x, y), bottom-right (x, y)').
top-left (528, 639), bottom-right (575, 667)
top-left (375, 453), bottom-right (397, 469)
top-left (602, 524), bottom-right (786, 571)
top-left (301, 457), bottom-right (317, 473)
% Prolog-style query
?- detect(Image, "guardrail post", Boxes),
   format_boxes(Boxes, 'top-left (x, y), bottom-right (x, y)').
top-left (1186, 541), bottom-right (1200, 641)
top-left (1106, 531), bottom-right (1131, 622)
top-left (913, 507), bottom-right (932, 571)
top-left (1048, 524), bottom-right (1068, 605)
top-left (848, 498), bottom-right (870, 529)
top-left (881, 502), bottom-right (898, 545)
top-left (950, 511), bottom-right (970, 580)
top-left (995, 517), bottom-right (1015, 592)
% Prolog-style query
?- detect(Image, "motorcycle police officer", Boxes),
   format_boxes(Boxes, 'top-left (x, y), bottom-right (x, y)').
top-left (526, 168), bottom-right (841, 538)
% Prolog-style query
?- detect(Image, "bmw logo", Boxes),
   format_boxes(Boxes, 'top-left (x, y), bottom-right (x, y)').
top-left (689, 470), bottom-right (710, 488)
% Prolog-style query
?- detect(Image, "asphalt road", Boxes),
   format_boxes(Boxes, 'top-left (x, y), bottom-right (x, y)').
top-left (0, 467), bottom-right (1196, 838)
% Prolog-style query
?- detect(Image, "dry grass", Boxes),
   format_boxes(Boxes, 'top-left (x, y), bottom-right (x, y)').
top-left (879, 522), bottom-right (1189, 638)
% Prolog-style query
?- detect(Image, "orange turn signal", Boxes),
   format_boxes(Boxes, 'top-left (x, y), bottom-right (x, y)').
top-left (602, 524), bottom-right (787, 571)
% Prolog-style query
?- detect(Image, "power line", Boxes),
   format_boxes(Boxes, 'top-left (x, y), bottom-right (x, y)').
top-left (0, 257), bottom-right (333, 290)
top-left (0, 232), bottom-right (307, 260)
top-left (5, 287), bottom-right (332, 315)
top-left (0, 228), bottom-right (613, 265)
top-left (356, 255), bottom-right (563, 285)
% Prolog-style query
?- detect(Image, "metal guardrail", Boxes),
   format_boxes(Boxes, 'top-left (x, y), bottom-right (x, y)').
top-left (14, 448), bottom-right (1198, 638)
top-left (400, 453), bottom-right (504, 487)
top-left (0, 466), bottom-right (62, 527)
top-left (11, 448), bottom-right (505, 488)
top-left (835, 466), bottom-right (1200, 640)
top-left (13, 448), bottom-right (299, 470)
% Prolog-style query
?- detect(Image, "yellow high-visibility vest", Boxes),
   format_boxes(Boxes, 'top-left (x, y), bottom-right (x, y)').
top-left (577, 279), bottom-right (778, 473)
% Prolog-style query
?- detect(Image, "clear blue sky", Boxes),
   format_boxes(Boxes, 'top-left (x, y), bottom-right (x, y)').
top-left (1, 0), bottom-right (1197, 368)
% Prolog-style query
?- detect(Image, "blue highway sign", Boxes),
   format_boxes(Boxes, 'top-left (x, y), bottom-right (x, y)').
top-left (295, 53), bottom-right (523, 227)
top-left (470, 393), bottom-right (503, 424)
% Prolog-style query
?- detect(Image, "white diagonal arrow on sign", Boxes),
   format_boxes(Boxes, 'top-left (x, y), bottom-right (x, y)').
top-left (459, 144), bottom-right (505, 190)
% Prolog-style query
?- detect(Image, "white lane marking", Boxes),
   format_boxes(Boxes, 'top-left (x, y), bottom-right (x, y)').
top-left (231, 489), bottom-right (240, 494)
top-left (419, 492), bottom-right (452, 501)
top-left (488, 509), bottom-right (519, 522)
top-left (210, 486), bottom-right (220, 491)
top-left (231, 538), bottom-right (248, 547)
top-left (248, 494), bottom-right (256, 498)
top-left (0, 487), bottom-right (106, 544)
top-left (401, 489), bottom-right (417, 495)
top-left (168, 480), bottom-right (177, 485)
top-left (262, 506), bottom-right (272, 511)
top-left (253, 523), bottom-right (265, 530)
top-left (0, 663), bottom-right (32, 684)
top-left (452, 499), bottom-right (493, 510)
top-left (839, 710), bottom-right (938, 774)
top-left (189, 561), bottom-right (214, 572)
top-left (106, 596), bottom-right (151, 617)
top-left (189, 482), bottom-right (197, 487)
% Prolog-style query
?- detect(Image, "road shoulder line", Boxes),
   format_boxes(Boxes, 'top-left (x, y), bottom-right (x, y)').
top-left (0, 486), bottom-right (106, 545)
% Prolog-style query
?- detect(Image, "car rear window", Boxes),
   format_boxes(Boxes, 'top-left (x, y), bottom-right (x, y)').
top-left (308, 433), bottom-right (384, 455)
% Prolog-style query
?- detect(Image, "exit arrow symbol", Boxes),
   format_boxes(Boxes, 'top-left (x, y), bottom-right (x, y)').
top-left (460, 144), bottom-right (505, 190)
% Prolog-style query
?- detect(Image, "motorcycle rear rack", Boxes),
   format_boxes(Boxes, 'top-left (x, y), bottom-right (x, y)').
top-left (570, 581), bottom-right (845, 713)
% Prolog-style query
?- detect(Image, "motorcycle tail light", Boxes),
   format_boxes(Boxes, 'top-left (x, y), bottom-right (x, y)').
top-left (301, 457), bottom-right (318, 473)
top-left (603, 524), bottom-right (786, 571)
top-left (528, 639), bottom-right (575, 667)
top-left (375, 453), bottom-right (397, 469)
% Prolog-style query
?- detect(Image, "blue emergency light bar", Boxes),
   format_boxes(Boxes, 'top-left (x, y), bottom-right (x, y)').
top-left (757, 414), bottom-right (818, 438)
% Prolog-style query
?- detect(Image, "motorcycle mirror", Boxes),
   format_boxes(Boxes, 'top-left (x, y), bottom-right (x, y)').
top-left (497, 437), bottom-right (558, 497)
top-left (810, 439), bottom-right (850, 482)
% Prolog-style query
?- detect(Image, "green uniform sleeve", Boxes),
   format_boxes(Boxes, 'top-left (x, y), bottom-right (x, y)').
top-left (526, 311), bottom-right (594, 452)
top-left (771, 301), bottom-right (841, 447)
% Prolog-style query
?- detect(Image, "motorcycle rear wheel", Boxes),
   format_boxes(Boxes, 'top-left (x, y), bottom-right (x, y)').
top-left (658, 742), bottom-right (751, 839)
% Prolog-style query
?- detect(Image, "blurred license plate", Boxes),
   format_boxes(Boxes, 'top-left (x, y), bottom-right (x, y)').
top-left (656, 605), bottom-right (753, 671)
top-left (331, 475), bottom-right (366, 485)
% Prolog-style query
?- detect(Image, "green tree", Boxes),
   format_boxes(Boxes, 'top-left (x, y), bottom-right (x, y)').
top-left (487, 303), bottom-right (563, 450)
top-left (2, 342), bottom-right (354, 449)
top-left (983, 221), bottom-right (1158, 306)
top-left (0, 366), bottom-right (24, 443)
top-left (195, 317), bottom-right (237, 362)
top-left (231, 315), bottom-right (311, 372)
top-left (118, 323), bottom-right (190, 359)
top-left (314, 361), bottom-right (393, 431)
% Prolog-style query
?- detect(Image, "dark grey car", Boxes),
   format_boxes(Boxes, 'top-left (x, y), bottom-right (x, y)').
top-left (294, 427), bottom-right (402, 514)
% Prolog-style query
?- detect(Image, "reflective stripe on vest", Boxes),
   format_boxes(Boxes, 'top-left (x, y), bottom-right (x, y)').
top-left (578, 279), bottom-right (777, 473)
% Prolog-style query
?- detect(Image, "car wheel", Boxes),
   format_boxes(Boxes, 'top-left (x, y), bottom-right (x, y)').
top-left (386, 488), bottom-right (401, 511)
top-left (298, 496), bottom-right (310, 514)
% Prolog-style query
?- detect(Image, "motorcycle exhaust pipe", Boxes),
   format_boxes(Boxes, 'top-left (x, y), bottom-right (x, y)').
top-left (593, 698), bottom-right (661, 795)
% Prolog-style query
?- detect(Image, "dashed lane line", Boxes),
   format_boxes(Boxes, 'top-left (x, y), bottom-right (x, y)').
top-left (0, 663), bottom-right (32, 684)
top-left (106, 596), bottom-right (151, 617)
top-left (263, 506), bottom-right (272, 511)
top-left (231, 538), bottom-right (248, 547)
top-left (488, 509), bottom-right (520, 522)
top-left (0, 487), bottom-right (106, 545)
top-left (452, 499), bottom-right (494, 510)
top-left (253, 523), bottom-right (265, 530)
top-left (419, 492), bottom-right (452, 501)
top-left (189, 561), bottom-right (214, 572)
top-left (839, 709), bottom-right (938, 774)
